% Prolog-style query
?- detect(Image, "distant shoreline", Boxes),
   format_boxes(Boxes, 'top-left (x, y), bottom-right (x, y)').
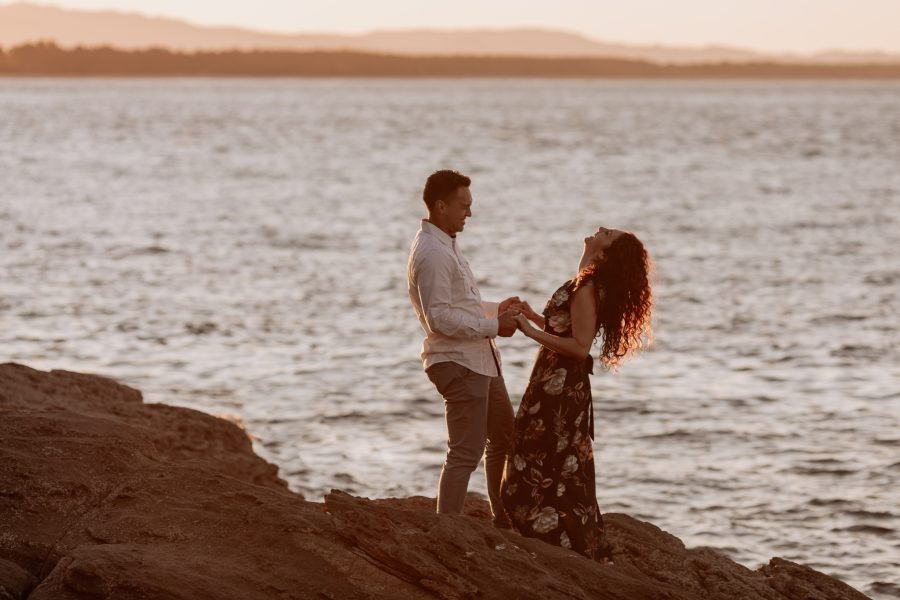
top-left (3, 42), bottom-right (900, 79)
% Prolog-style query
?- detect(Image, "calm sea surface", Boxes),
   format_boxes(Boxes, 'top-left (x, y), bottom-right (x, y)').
top-left (2, 79), bottom-right (898, 598)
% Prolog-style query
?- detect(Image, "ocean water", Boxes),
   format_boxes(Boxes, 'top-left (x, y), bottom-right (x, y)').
top-left (2, 78), bottom-right (898, 598)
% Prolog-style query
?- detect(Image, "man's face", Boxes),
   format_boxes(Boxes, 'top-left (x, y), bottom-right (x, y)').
top-left (441, 187), bottom-right (473, 236)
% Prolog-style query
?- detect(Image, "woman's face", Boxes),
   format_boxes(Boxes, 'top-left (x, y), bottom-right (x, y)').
top-left (584, 226), bottom-right (624, 260)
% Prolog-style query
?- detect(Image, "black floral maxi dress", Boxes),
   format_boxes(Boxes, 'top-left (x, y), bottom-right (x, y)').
top-left (500, 278), bottom-right (614, 563)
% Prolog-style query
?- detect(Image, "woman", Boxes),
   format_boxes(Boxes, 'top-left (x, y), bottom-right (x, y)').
top-left (500, 227), bottom-right (653, 563)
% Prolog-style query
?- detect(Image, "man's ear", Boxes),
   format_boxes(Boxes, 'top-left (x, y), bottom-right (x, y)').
top-left (434, 198), bottom-right (445, 214)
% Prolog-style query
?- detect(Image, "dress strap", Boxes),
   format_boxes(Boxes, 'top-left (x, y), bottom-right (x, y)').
top-left (585, 355), bottom-right (595, 439)
top-left (589, 398), bottom-right (595, 440)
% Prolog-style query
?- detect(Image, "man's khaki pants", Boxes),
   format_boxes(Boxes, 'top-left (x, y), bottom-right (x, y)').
top-left (426, 361), bottom-right (515, 522)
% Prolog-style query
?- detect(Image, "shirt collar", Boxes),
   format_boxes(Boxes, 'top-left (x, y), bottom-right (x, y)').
top-left (420, 219), bottom-right (455, 248)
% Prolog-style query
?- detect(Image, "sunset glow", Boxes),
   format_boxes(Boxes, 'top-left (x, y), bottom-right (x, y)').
top-left (7, 0), bottom-right (900, 54)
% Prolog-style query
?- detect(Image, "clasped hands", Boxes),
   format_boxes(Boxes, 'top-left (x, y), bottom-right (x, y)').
top-left (497, 296), bottom-right (541, 337)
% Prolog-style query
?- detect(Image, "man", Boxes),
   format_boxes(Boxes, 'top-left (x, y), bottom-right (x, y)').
top-left (407, 169), bottom-right (520, 527)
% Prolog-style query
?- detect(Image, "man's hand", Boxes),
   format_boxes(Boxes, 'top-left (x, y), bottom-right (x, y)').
top-left (498, 296), bottom-right (522, 314)
top-left (497, 310), bottom-right (519, 337)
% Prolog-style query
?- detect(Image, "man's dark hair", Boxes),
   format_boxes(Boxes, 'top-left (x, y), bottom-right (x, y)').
top-left (423, 170), bottom-right (471, 210)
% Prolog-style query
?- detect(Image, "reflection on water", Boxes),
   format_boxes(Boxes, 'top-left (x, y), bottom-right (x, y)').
top-left (1, 79), bottom-right (899, 598)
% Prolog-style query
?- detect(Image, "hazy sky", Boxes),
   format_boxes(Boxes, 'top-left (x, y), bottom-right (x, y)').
top-left (19, 0), bottom-right (900, 54)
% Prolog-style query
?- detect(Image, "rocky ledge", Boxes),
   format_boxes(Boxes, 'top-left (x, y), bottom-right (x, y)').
top-left (0, 363), bottom-right (870, 599)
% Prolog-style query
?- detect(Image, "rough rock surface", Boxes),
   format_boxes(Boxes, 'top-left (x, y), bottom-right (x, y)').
top-left (0, 363), bottom-right (870, 599)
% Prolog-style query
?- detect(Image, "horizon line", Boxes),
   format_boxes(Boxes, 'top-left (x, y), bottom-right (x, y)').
top-left (4, 1), bottom-right (900, 58)
top-left (4, 42), bottom-right (900, 79)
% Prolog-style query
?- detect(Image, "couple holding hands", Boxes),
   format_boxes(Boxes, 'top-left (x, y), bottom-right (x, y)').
top-left (407, 169), bottom-right (653, 563)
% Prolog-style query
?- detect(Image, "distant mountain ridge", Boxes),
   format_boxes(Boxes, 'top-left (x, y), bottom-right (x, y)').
top-left (2, 2), bottom-right (899, 65)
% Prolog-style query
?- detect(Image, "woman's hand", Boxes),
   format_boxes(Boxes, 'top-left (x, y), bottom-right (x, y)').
top-left (498, 296), bottom-right (522, 314)
top-left (513, 313), bottom-right (536, 337)
top-left (516, 301), bottom-right (544, 328)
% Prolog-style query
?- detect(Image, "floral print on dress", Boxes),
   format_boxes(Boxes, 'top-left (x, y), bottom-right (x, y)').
top-left (530, 506), bottom-right (559, 534)
top-left (551, 286), bottom-right (570, 305)
top-left (500, 278), bottom-right (614, 564)
top-left (542, 368), bottom-right (567, 395)
top-left (548, 313), bottom-right (571, 333)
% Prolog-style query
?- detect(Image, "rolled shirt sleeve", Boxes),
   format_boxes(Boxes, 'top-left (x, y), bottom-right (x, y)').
top-left (407, 220), bottom-right (501, 377)
top-left (416, 252), bottom-right (498, 339)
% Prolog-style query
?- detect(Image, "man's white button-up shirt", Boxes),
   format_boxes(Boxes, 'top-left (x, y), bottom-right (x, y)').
top-left (407, 220), bottom-right (501, 377)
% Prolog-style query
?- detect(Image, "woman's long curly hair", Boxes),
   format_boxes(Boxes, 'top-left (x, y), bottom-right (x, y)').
top-left (574, 231), bottom-right (653, 369)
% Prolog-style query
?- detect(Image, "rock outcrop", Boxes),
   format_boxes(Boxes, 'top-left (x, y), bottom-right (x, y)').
top-left (0, 363), bottom-right (870, 599)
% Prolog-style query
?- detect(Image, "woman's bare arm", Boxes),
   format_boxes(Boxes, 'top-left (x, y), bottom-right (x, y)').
top-left (517, 301), bottom-right (545, 328)
top-left (514, 285), bottom-right (596, 359)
